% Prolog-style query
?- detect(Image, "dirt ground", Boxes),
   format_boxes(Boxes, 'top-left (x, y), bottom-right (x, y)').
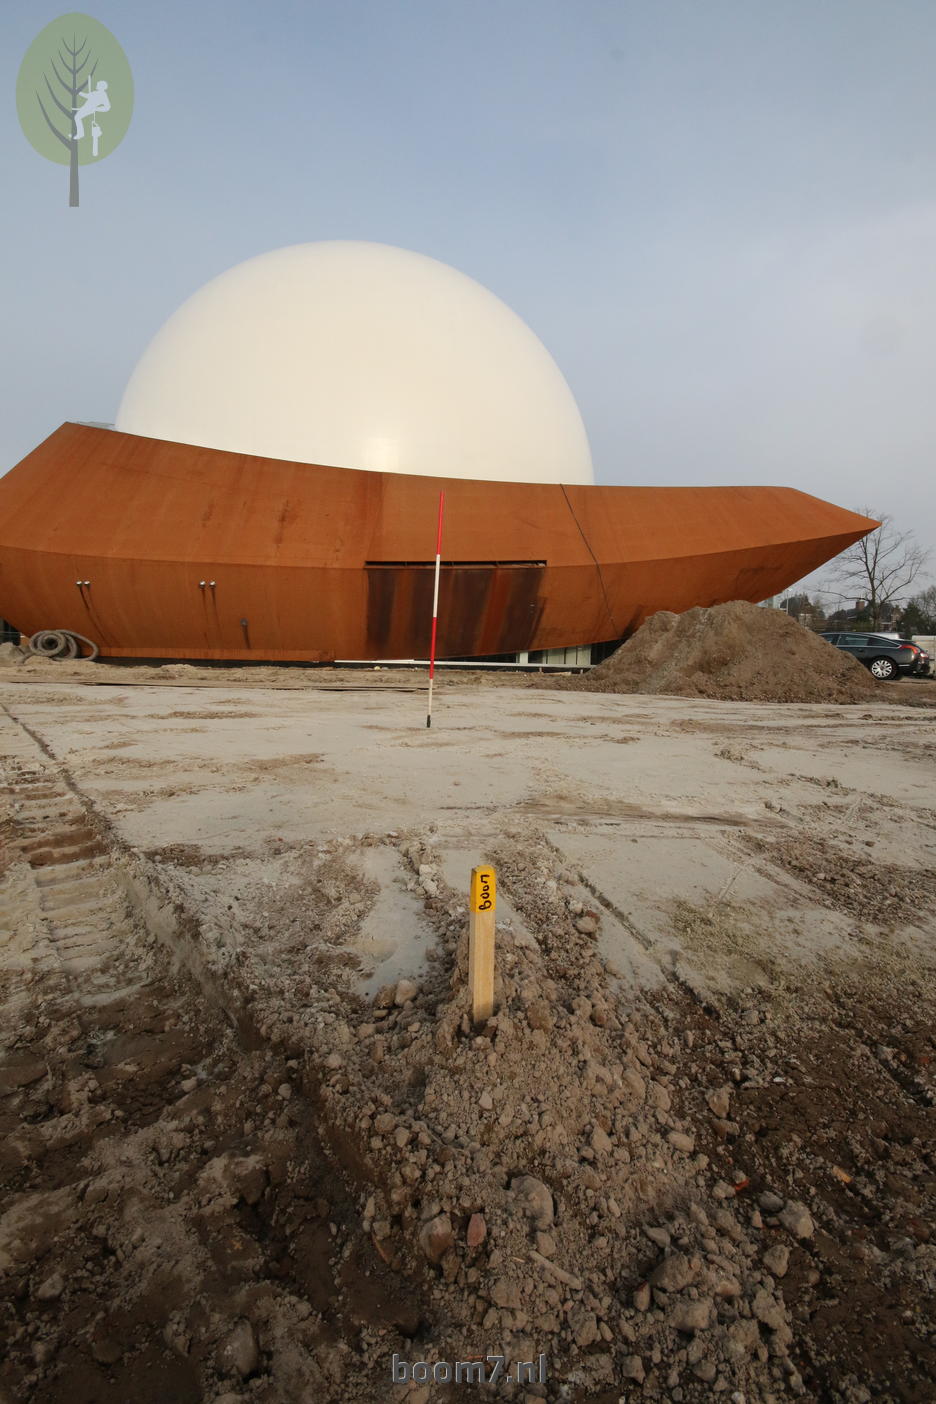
top-left (1, 666), bottom-right (935, 1404)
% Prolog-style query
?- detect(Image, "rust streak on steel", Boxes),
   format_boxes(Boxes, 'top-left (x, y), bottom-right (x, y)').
top-left (0, 423), bottom-right (878, 661)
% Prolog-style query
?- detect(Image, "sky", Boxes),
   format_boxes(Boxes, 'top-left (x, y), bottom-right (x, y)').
top-left (2, 0), bottom-right (935, 606)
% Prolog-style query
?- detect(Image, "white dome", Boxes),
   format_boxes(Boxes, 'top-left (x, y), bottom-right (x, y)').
top-left (115, 241), bottom-right (593, 485)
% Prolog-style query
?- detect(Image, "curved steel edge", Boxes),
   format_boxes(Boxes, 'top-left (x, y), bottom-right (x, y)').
top-left (0, 424), bottom-right (877, 661)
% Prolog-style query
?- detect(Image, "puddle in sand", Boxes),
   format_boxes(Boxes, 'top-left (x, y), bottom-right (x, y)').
top-left (351, 846), bottom-right (435, 997)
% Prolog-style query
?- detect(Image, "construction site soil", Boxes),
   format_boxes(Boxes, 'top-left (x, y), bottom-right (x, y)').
top-left (1, 633), bottom-right (935, 1403)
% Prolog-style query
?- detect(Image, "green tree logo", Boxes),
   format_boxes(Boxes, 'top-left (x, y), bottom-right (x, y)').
top-left (17, 12), bottom-right (133, 207)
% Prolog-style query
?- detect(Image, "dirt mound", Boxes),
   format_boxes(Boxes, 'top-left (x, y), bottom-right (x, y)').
top-left (569, 601), bottom-right (882, 704)
top-left (0, 641), bottom-right (26, 667)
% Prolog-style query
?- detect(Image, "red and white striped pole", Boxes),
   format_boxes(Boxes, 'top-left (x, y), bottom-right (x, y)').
top-left (426, 491), bottom-right (445, 728)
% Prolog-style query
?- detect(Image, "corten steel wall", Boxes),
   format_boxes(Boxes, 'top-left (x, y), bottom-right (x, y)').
top-left (0, 424), bottom-right (876, 661)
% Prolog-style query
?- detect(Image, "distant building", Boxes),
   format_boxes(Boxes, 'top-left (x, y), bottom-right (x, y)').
top-left (0, 243), bottom-right (880, 663)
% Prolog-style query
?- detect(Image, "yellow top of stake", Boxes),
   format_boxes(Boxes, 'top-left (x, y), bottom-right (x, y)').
top-left (470, 865), bottom-right (496, 913)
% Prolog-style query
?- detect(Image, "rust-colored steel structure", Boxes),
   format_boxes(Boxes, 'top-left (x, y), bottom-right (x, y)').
top-left (0, 423), bottom-right (876, 661)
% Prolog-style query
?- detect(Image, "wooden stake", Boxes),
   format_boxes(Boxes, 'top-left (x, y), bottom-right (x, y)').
top-left (469, 864), bottom-right (496, 1024)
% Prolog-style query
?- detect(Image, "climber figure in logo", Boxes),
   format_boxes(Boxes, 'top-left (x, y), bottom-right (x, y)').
top-left (73, 78), bottom-right (109, 142)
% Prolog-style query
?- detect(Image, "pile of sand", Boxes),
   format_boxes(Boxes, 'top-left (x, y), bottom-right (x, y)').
top-left (570, 600), bottom-right (882, 704)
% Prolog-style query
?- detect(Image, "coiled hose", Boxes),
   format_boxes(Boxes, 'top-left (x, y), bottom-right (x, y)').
top-left (27, 629), bottom-right (99, 662)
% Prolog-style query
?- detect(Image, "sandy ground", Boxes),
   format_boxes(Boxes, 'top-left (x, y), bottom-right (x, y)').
top-left (1, 672), bottom-right (935, 1403)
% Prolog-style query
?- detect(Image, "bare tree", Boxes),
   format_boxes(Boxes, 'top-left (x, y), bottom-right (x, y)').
top-left (915, 583), bottom-right (936, 623)
top-left (35, 28), bottom-right (99, 207)
top-left (828, 511), bottom-right (930, 630)
top-left (901, 584), bottom-right (936, 635)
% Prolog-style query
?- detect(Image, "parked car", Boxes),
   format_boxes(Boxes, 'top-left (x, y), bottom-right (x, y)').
top-left (820, 632), bottom-right (931, 680)
top-left (911, 635), bottom-right (936, 675)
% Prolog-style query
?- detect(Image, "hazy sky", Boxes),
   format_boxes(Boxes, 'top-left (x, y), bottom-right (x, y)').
top-left (3, 0), bottom-right (935, 604)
